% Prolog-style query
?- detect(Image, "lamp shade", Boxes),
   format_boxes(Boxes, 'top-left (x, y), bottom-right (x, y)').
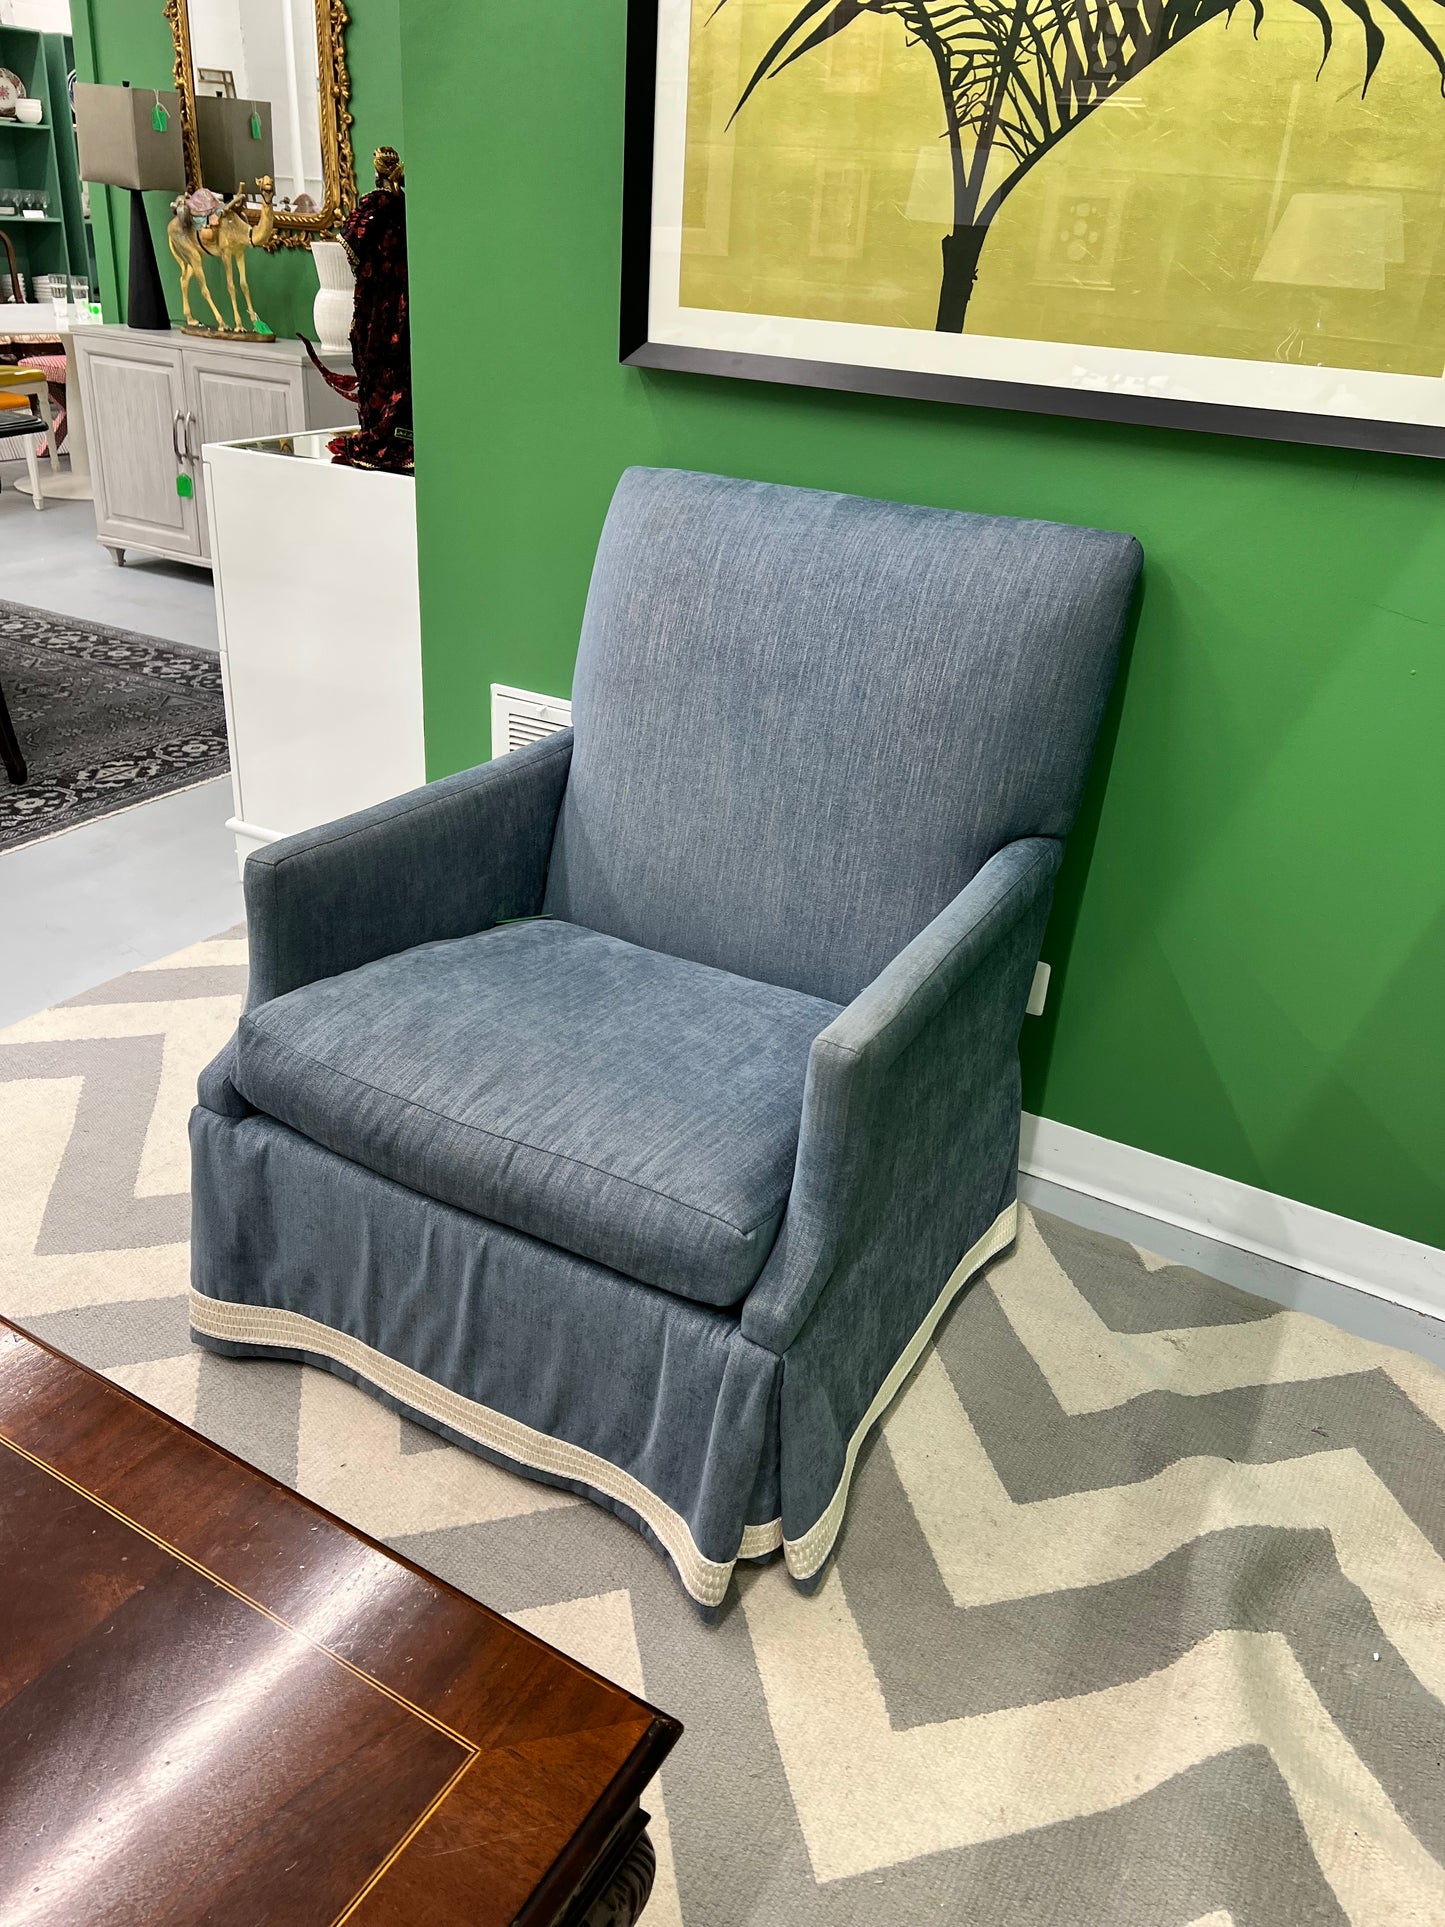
top-left (196, 96), bottom-right (275, 196)
top-left (73, 83), bottom-right (185, 192)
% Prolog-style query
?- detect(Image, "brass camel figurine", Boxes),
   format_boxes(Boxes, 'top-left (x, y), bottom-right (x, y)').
top-left (166, 178), bottom-right (277, 337)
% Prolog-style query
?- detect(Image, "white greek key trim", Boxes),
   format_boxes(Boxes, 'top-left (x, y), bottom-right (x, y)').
top-left (783, 1202), bottom-right (1018, 1581)
top-left (189, 1290), bottom-right (774, 1609)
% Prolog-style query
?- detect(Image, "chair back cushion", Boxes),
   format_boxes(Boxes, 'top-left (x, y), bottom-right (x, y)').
top-left (544, 467), bottom-right (1141, 1004)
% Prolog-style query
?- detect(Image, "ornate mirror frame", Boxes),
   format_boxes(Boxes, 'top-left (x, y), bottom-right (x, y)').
top-left (163, 0), bottom-right (357, 250)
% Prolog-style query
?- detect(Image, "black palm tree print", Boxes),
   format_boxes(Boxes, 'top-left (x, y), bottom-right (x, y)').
top-left (715, 0), bottom-right (1445, 329)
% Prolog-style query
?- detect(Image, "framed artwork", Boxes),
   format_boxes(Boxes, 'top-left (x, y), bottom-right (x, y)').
top-left (621, 0), bottom-right (1445, 455)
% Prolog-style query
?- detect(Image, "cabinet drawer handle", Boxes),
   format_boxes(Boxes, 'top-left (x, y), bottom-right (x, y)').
top-left (186, 411), bottom-right (199, 460)
top-left (172, 409), bottom-right (186, 460)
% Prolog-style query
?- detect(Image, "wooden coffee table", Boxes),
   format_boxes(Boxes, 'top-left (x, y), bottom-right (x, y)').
top-left (0, 1319), bottom-right (681, 1926)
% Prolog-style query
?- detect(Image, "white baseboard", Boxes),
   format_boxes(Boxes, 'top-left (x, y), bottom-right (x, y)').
top-left (1019, 1113), bottom-right (1445, 1322)
top-left (225, 816), bottom-right (285, 849)
top-left (225, 816), bottom-right (285, 881)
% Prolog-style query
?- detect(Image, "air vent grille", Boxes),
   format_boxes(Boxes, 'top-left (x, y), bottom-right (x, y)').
top-left (491, 684), bottom-right (572, 759)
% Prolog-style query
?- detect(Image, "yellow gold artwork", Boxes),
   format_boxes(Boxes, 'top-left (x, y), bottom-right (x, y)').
top-left (629, 0), bottom-right (1445, 448)
top-left (682, 0), bottom-right (1445, 375)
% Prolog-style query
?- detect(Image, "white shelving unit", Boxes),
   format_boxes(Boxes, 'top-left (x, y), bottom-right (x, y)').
top-left (203, 428), bottom-right (425, 876)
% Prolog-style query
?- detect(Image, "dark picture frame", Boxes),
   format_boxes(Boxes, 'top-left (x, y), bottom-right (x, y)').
top-left (620, 0), bottom-right (1445, 460)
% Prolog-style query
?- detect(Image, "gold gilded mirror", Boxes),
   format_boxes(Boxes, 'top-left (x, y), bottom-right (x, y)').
top-left (164, 0), bottom-right (356, 249)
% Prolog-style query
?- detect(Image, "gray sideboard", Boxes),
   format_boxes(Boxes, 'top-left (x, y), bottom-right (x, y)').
top-left (69, 327), bottom-right (355, 569)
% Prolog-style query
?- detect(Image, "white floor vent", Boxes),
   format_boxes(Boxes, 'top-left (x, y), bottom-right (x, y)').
top-left (491, 684), bottom-right (573, 758)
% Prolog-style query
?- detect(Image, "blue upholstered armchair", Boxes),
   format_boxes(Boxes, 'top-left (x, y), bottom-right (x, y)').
top-left (190, 468), bottom-right (1140, 1614)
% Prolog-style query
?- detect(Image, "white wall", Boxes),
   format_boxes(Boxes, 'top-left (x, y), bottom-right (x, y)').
top-left (183, 0), bottom-right (323, 206)
top-left (187, 0), bottom-right (249, 95)
top-left (0, 0), bottom-right (71, 30)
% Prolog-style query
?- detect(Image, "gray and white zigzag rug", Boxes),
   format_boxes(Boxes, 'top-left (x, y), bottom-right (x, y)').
top-left (2, 932), bottom-right (1443, 1927)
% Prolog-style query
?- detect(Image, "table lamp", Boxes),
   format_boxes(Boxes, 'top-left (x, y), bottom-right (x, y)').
top-left (73, 81), bottom-right (186, 331)
top-left (195, 96), bottom-right (275, 197)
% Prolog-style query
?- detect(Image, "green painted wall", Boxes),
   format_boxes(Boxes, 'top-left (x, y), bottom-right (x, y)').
top-left (71, 0), bottom-right (404, 336)
top-left (404, 0), bottom-right (1444, 1248)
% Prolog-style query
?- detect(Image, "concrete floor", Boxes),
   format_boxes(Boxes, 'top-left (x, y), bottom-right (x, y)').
top-left (0, 777), bottom-right (243, 1028)
top-left (0, 458), bottom-right (218, 650)
top-left (1, 456), bottom-right (242, 1025)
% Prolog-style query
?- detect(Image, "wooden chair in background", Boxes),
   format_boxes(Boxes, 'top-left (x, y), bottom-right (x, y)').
top-left (0, 365), bottom-right (58, 510)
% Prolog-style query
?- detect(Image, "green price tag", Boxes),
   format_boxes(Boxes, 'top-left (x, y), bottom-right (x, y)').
top-left (176, 473), bottom-right (193, 499)
top-left (250, 109), bottom-right (262, 140)
top-left (152, 100), bottom-right (169, 133)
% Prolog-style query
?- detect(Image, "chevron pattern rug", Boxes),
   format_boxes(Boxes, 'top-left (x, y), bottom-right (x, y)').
top-left (3, 934), bottom-right (1444, 1927)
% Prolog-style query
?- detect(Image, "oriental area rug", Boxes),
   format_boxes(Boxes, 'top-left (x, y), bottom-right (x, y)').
top-left (2, 935), bottom-right (1443, 1927)
top-left (0, 601), bottom-right (228, 850)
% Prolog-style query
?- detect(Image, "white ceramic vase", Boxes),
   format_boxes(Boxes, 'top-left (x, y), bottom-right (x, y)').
top-left (310, 240), bottom-right (355, 352)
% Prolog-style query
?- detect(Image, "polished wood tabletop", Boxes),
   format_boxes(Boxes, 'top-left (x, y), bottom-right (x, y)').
top-left (0, 1319), bottom-right (681, 1926)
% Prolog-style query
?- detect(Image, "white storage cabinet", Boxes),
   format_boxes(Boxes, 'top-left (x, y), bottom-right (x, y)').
top-left (70, 327), bottom-right (353, 568)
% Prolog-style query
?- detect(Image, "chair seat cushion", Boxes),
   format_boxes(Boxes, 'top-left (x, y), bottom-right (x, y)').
top-left (232, 918), bottom-right (842, 1307)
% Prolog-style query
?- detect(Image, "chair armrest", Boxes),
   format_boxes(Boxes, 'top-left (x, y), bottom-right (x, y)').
top-left (741, 836), bottom-right (1062, 1353)
top-left (243, 731), bottom-right (573, 1007)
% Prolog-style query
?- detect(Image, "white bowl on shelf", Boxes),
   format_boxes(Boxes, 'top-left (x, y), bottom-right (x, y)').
top-left (15, 99), bottom-right (43, 126)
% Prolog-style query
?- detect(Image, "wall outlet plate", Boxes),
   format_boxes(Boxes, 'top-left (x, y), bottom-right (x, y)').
top-left (1027, 961), bottom-right (1051, 1017)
